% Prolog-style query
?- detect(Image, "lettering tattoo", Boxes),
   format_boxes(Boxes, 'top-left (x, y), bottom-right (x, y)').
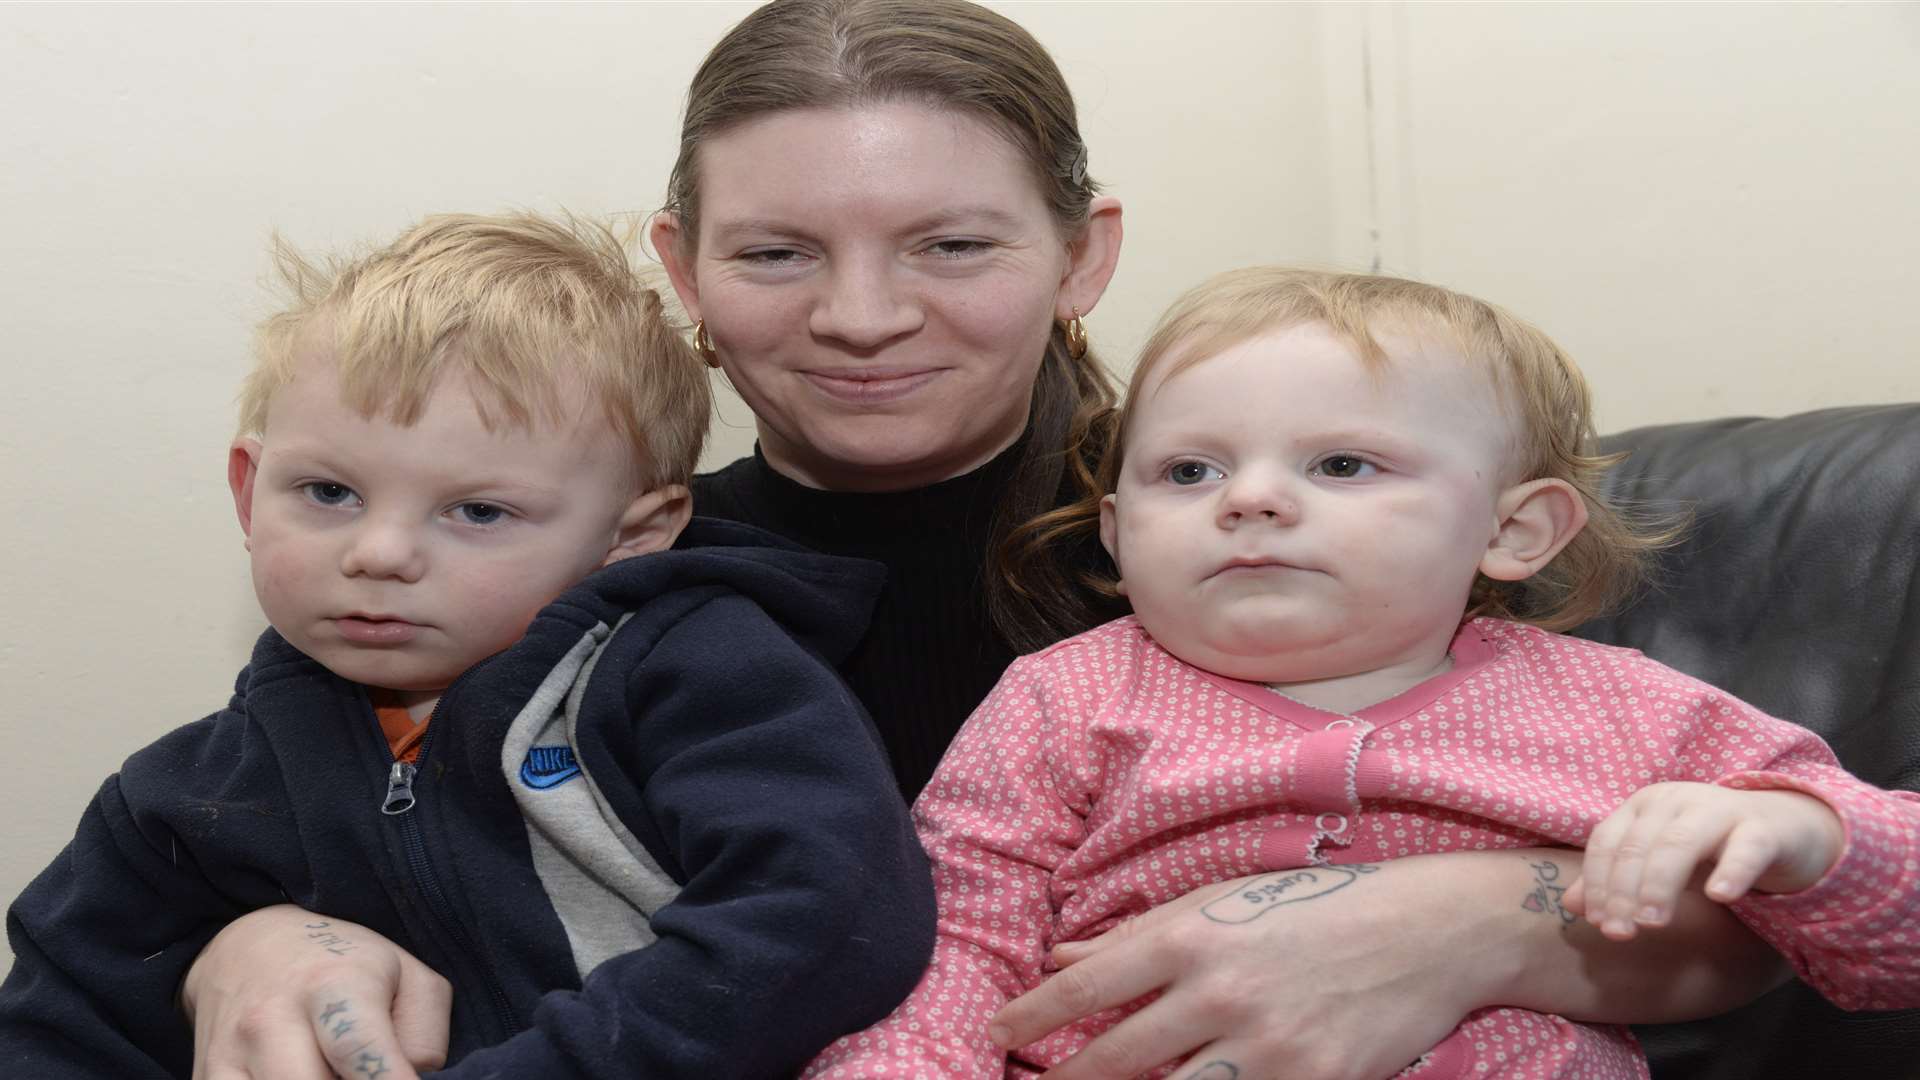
top-left (1521, 858), bottom-right (1576, 926)
top-left (1201, 864), bottom-right (1382, 925)
top-left (1183, 1061), bottom-right (1241, 1080)
top-left (302, 919), bottom-right (358, 956)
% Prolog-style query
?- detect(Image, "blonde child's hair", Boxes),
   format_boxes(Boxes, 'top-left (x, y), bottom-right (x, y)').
top-left (239, 212), bottom-right (710, 491)
top-left (1015, 267), bottom-right (1675, 631)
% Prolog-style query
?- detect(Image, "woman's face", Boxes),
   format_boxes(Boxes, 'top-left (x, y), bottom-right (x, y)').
top-left (657, 103), bottom-right (1118, 492)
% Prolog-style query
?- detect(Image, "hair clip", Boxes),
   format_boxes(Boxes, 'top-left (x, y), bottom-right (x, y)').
top-left (1069, 144), bottom-right (1089, 188)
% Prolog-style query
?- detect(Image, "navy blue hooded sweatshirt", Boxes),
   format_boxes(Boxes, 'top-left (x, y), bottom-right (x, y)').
top-left (0, 519), bottom-right (935, 1078)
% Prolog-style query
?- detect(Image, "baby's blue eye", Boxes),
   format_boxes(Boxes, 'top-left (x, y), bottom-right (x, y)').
top-left (455, 503), bottom-right (507, 526)
top-left (1167, 461), bottom-right (1223, 486)
top-left (304, 482), bottom-right (357, 506)
top-left (1313, 454), bottom-right (1375, 479)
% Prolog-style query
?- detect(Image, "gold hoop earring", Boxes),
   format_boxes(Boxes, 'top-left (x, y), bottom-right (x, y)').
top-left (692, 319), bottom-right (720, 368)
top-left (1062, 308), bottom-right (1089, 360)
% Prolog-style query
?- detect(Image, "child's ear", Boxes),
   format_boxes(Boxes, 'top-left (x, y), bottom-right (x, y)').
top-left (1097, 493), bottom-right (1128, 597)
top-left (1480, 478), bottom-right (1589, 582)
top-left (649, 213), bottom-right (699, 323)
top-left (228, 438), bottom-right (262, 549)
top-left (603, 484), bottom-right (692, 566)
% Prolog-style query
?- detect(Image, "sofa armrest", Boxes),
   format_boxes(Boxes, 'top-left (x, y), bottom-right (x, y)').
top-left (1574, 403), bottom-right (1920, 1079)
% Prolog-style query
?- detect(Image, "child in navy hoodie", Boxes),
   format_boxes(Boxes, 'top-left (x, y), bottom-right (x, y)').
top-left (0, 212), bottom-right (933, 1079)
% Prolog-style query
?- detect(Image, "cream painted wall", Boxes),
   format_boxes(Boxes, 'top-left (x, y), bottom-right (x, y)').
top-left (0, 1), bottom-right (1328, 959)
top-left (2, 0), bottom-right (1916, 971)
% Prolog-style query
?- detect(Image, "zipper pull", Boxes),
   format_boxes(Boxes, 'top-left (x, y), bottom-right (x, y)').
top-left (381, 761), bottom-right (418, 816)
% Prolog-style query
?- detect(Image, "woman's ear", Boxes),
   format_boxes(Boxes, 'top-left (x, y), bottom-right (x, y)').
top-left (228, 438), bottom-right (261, 548)
top-left (1480, 478), bottom-right (1589, 582)
top-left (603, 484), bottom-right (693, 566)
top-left (1055, 195), bottom-right (1124, 321)
top-left (650, 213), bottom-right (700, 323)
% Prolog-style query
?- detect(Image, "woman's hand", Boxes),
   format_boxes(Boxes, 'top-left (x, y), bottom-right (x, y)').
top-left (990, 849), bottom-right (1787, 1080)
top-left (182, 905), bottom-right (450, 1080)
top-left (990, 861), bottom-right (1489, 1080)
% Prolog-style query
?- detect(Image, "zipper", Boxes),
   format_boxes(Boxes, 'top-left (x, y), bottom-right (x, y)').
top-left (370, 682), bottom-right (520, 1038)
top-left (381, 761), bottom-right (416, 815)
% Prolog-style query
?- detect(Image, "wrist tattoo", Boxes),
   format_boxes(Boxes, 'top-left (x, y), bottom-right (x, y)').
top-left (1521, 858), bottom-right (1576, 926)
top-left (1183, 1062), bottom-right (1240, 1080)
top-left (302, 919), bottom-right (358, 956)
top-left (1201, 864), bottom-right (1382, 925)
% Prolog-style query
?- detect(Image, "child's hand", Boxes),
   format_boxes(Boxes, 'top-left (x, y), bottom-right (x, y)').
top-left (1567, 782), bottom-right (1845, 941)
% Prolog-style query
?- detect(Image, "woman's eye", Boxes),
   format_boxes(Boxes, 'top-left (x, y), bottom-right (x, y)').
top-left (303, 482), bottom-right (358, 507)
top-left (923, 239), bottom-right (990, 258)
top-left (739, 247), bottom-right (807, 267)
top-left (1167, 461), bottom-right (1223, 486)
top-left (455, 503), bottom-right (508, 526)
top-left (1313, 454), bottom-right (1376, 479)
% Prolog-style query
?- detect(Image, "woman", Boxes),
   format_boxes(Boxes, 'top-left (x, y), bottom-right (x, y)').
top-left (182, 3), bottom-right (1783, 1078)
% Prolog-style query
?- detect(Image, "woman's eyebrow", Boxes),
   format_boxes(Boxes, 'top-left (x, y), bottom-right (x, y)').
top-left (900, 205), bottom-right (1027, 234)
top-left (705, 217), bottom-right (814, 245)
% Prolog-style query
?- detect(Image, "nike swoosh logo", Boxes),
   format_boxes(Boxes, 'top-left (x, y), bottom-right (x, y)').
top-left (520, 745), bottom-right (583, 789)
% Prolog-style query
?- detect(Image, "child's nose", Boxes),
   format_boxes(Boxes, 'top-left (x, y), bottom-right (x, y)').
top-left (1217, 469), bottom-right (1301, 527)
top-left (340, 519), bottom-right (427, 582)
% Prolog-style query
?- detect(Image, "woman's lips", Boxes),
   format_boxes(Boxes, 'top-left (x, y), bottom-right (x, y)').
top-left (801, 367), bottom-right (943, 404)
top-left (333, 617), bottom-right (422, 645)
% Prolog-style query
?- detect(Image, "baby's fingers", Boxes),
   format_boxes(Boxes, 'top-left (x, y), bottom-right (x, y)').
top-left (1578, 803), bottom-right (1651, 937)
top-left (1700, 821), bottom-right (1783, 904)
top-left (1622, 818), bottom-right (1725, 931)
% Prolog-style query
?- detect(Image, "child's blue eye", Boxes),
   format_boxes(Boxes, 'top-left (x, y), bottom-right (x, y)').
top-left (1313, 454), bottom-right (1375, 479)
top-left (1167, 461), bottom-right (1224, 485)
top-left (304, 482), bottom-right (358, 507)
top-left (455, 503), bottom-right (507, 526)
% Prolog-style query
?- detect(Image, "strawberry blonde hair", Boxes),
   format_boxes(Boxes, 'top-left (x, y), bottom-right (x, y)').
top-left (1009, 267), bottom-right (1678, 631)
top-left (240, 212), bottom-right (709, 490)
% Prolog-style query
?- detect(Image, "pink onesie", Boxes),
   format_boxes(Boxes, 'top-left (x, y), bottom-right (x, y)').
top-left (807, 617), bottom-right (1920, 1079)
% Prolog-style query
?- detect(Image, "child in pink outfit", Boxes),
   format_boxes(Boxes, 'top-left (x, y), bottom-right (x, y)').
top-left (806, 269), bottom-right (1920, 1080)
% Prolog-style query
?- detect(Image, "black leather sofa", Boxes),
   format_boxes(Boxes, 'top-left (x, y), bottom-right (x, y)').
top-left (1575, 404), bottom-right (1920, 1079)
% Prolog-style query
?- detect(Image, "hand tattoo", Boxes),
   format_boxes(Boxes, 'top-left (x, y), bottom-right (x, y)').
top-left (353, 1049), bottom-right (390, 1078)
top-left (303, 919), bottom-right (358, 956)
top-left (317, 1000), bottom-right (349, 1026)
top-left (1201, 864), bottom-right (1382, 924)
top-left (1521, 858), bottom-right (1576, 926)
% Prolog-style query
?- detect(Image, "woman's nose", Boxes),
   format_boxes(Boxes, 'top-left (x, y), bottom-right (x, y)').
top-left (1217, 469), bottom-right (1302, 527)
top-left (808, 256), bottom-right (923, 349)
top-left (340, 518), bottom-right (427, 582)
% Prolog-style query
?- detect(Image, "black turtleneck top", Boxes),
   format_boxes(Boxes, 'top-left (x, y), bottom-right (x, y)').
top-left (692, 438), bottom-right (1061, 800)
